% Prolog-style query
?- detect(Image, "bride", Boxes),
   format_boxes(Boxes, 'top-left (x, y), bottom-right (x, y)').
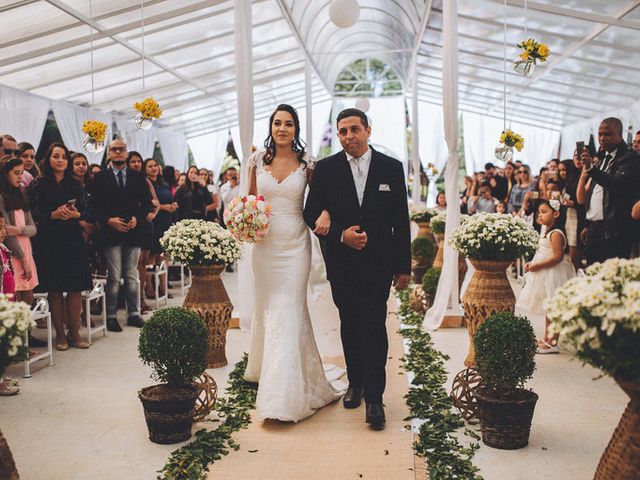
top-left (243, 104), bottom-right (345, 422)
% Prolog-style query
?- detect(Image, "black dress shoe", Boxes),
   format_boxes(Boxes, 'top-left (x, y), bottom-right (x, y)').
top-left (365, 403), bottom-right (386, 430)
top-left (107, 319), bottom-right (122, 332)
top-left (127, 316), bottom-right (145, 328)
top-left (343, 385), bottom-right (364, 409)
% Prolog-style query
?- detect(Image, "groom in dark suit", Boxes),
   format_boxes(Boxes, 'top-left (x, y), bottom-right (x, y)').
top-left (304, 108), bottom-right (411, 430)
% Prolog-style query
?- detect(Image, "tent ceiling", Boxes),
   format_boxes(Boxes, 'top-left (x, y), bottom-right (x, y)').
top-left (1, 0), bottom-right (639, 138)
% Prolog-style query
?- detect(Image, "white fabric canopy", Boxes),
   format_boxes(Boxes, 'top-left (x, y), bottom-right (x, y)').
top-left (0, 84), bottom-right (50, 151)
top-left (188, 130), bottom-right (229, 175)
top-left (156, 128), bottom-right (188, 171)
top-left (116, 118), bottom-right (157, 160)
top-left (51, 100), bottom-right (112, 164)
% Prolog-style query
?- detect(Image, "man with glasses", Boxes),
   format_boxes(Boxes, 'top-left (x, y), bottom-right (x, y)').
top-left (0, 134), bottom-right (18, 157)
top-left (90, 139), bottom-right (154, 331)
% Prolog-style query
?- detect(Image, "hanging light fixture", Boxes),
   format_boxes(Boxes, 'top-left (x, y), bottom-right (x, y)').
top-left (512, 0), bottom-right (549, 77)
top-left (83, 0), bottom-right (106, 154)
top-left (329, 0), bottom-right (360, 28)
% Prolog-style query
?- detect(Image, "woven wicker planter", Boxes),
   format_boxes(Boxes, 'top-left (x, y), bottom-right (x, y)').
top-left (0, 429), bottom-right (18, 480)
top-left (411, 260), bottom-right (430, 284)
top-left (138, 384), bottom-right (199, 444)
top-left (475, 387), bottom-right (538, 449)
top-left (183, 265), bottom-right (233, 368)
top-left (432, 232), bottom-right (445, 268)
top-left (594, 378), bottom-right (640, 480)
top-left (462, 259), bottom-right (515, 367)
top-left (415, 222), bottom-right (436, 244)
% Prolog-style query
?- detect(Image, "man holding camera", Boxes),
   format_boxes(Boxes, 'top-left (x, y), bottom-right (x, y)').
top-left (576, 118), bottom-right (640, 265)
top-left (90, 139), bottom-right (154, 331)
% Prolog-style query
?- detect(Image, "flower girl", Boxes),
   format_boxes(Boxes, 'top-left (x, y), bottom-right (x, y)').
top-left (516, 199), bottom-right (575, 353)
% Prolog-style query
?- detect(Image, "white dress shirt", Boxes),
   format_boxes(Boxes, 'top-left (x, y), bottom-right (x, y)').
top-left (586, 149), bottom-right (616, 222)
top-left (345, 147), bottom-right (372, 206)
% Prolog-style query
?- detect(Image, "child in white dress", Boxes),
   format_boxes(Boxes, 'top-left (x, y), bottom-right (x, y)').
top-left (516, 199), bottom-right (575, 353)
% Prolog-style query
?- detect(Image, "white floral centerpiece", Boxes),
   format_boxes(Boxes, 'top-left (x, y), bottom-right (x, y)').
top-left (410, 207), bottom-right (439, 224)
top-left (0, 295), bottom-right (35, 376)
top-left (429, 212), bottom-right (469, 235)
top-left (450, 212), bottom-right (538, 261)
top-left (160, 219), bottom-right (241, 267)
top-left (545, 257), bottom-right (640, 382)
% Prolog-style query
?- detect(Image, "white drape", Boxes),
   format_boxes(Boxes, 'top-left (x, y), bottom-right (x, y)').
top-left (305, 62), bottom-right (313, 155)
top-left (424, 0), bottom-right (462, 330)
top-left (417, 102), bottom-right (448, 206)
top-left (156, 129), bottom-right (188, 170)
top-left (188, 129), bottom-right (229, 175)
top-left (51, 100), bottom-right (112, 164)
top-left (411, 64), bottom-right (422, 206)
top-left (0, 84), bottom-right (50, 150)
top-left (234, 0), bottom-right (255, 332)
top-left (311, 100), bottom-right (332, 157)
top-left (116, 118), bottom-right (157, 159)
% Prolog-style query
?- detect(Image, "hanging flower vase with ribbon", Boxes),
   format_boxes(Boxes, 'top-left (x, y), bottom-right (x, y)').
top-left (82, 120), bottom-right (107, 154)
top-left (134, 97), bottom-right (162, 130)
top-left (495, 129), bottom-right (524, 162)
top-left (513, 38), bottom-right (550, 77)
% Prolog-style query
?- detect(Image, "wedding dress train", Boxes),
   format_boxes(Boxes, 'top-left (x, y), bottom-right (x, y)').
top-left (244, 151), bottom-right (345, 422)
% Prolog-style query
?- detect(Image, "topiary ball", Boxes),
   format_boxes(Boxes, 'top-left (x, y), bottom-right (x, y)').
top-left (138, 306), bottom-right (208, 387)
top-left (474, 312), bottom-right (537, 394)
top-left (421, 267), bottom-right (442, 294)
top-left (411, 237), bottom-right (435, 262)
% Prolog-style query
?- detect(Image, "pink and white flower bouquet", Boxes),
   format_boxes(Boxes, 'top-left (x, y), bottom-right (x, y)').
top-left (224, 194), bottom-right (272, 243)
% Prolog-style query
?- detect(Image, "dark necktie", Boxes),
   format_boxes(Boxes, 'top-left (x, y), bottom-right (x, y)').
top-left (117, 170), bottom-right (125, 189)
top-left (600, 154), bottom-right (613, 173)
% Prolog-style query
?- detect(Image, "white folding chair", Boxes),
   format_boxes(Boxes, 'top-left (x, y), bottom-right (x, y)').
top-left (24, 298), bottom-right (54, 378)
top-left (152, 260), bottom-right (168, 308)
top-left (177, 263), bottom-right (191, 296)
top-left (82, 281), bottom-right (107, 344)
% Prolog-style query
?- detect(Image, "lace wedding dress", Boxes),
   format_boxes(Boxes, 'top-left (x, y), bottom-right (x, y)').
top-left (244, 150), bottom-right (345, 422)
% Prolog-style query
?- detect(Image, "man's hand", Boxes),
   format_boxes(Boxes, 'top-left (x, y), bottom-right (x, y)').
top-left (342, 225), bottom-right (367, 250)
top-left (127, 217), bottom-right (137, 230)
top-left (580, 150), bottom-right (596, 170)
top-left (393, 274), bottom-right (410, 291)
top-left (107, 217), bottom-right (129, 232)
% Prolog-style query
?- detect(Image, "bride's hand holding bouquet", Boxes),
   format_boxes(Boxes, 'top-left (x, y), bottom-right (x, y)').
top-left (224, 194), bottom-right (272, 243)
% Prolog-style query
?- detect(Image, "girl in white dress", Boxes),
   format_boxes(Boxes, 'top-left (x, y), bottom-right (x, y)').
top-left (516, 199), bottom-right (575, 353)
top-left (243, 104), bottom-right (344, 422)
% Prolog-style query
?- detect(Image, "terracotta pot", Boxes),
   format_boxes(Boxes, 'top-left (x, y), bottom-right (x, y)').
top-left (462, 259), bottom-right (515, 367)
top-left (138, 384), bottom-right (199, 444)
top-left (183, 265), bottom-right (233, 368)
top-left (432, 232), bottom-right (445, 268)
top-left (415, 222), bottom-right (436, 244)
top-left (594, 378), bottom-right (640, 480)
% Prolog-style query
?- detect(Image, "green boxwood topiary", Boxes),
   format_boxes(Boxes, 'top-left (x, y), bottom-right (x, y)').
top-left (474, 312), bottom-right (537, 394)
top-left (411, 237), bottom-right (435, 262)
top-left (138, 306), bottom-right (208, 387)
top-left (421, 267), bottom-right (441, 294)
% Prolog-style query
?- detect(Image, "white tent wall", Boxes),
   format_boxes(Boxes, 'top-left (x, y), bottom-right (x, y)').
top-left (188, 130), bottom-right (229, 175)
top-left (0, 84), bottom-right (50, 151)
top-left (116, 119), bottom-right (157, 160)
top-left (51, 100), bottom-right (113, 165)
top-left (156, 128), bottom-right (188, 171)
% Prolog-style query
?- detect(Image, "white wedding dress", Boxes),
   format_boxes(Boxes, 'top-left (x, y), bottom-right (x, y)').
top-left (244, 150), bottom-right (345, 422)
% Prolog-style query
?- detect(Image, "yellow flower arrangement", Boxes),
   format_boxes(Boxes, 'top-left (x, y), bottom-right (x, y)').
top-left (134, 97), bottom-right (163, 119)
top-left (500, 129), bottom-right (524, 152)
top-left (514, 38), bottom-right (550, 76)
top-left (427, 162), bottom-right (438, 176)
top-left (82, 120), bottom-right (107, 143)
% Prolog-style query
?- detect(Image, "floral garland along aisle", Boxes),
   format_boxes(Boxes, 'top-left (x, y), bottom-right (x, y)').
top-left (396, 289), bottom-right (483, 480)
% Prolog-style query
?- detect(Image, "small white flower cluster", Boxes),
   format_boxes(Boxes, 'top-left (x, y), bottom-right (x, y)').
top-left (429, 212), bottom-right (469, 234)
top-left (160, 219), bottom-right (241, 267)
top-left (449, 212), bottom-right (538, 261)
top-left (546, 258), bottom-right (640, 355)
top-left (0, 295), bottom-right (35, 364)
top-left (410, 208), bottom-right (439, 223)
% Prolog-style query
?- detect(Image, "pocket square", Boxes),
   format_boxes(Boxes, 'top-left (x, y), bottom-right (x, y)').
top-left (379, 184), bottom-right (391, 191)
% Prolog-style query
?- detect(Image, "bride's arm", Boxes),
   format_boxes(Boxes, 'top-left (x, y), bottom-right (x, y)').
top-left (313, 209), bottom-right (331, 236)
top-left (248, 166), bottom-right (257, 196)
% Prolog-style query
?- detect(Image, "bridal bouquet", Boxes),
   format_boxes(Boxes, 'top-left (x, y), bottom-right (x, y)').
top-left (0, 296), bottom-right (35, 376)
top-left (545, 257), bottom-right (640, 382)
top-left (160, 219), bottom-right (240, 267)
top-left (450, 212), bottom-right (538, 261)
top-left (224, 194), bottom-right (272, 243)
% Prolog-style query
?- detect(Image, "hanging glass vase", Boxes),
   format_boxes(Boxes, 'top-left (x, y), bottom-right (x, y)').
top-left (494, 145), bottom-right (514, 163)
top-left (513, 60), bottom-right (535, 77)
top-left (135, 112), bottom-right (154, 130)
top-left (83, 135), bottom-right (105, 154)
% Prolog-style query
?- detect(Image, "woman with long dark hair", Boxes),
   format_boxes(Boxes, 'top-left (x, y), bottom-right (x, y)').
top-left (16, 142), bottom-right (38, 187)
top-left (28, 143), bottom-right (92, 350)
top-left (175, 165), bottom-right (212, 220)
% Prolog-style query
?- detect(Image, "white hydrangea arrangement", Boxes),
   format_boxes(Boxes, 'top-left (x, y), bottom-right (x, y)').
top-left (160, 219), bottom-right (241, 267)
top-left (410, 208), bottom-right (439, 223)
top-left (429, 212), bottom-right (469, 234)
top-left (545, 257), bottom-right (640, 382)
top-left (450, 212), bottom-right (538, 261)
top-left (0, 296), bottom-right (35, 375)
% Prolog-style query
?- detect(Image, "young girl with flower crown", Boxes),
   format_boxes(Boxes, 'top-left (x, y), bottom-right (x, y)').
top-left (516, 199), bottom-right (576, 353)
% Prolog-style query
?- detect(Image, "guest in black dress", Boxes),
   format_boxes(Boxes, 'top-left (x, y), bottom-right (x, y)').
top-left (175, 165), bottom-right (212, 220)
top-left (29, 143), bottom-right (92, 350)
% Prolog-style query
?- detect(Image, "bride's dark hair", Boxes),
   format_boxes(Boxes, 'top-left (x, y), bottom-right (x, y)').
top-left (262, 104), bottom-right (307, 167)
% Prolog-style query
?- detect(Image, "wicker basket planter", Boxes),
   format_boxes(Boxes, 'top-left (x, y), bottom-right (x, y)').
top-left (462, 259), bottom-right (515, 367)
top-left (184, 265), bottom-right (233, 368)
top-left (594, 378), bottom-right (640, 480)
top-left (475, 387), bottom-right (538, 449)
top-left (138, 384), bottom-right (199, 444)
top-left (415, 221), bottom-right (436, 244)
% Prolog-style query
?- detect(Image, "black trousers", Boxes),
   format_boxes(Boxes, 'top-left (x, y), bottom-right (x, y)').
top-left (329, 273), bottom-right (392, 405)
top-left (585, 221), bottom-right (633, 266)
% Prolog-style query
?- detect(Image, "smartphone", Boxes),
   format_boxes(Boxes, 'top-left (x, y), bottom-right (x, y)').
top-left (576, 141), bottom-right (585, 156)
top-left (65, 199), bottom-right (76, 207)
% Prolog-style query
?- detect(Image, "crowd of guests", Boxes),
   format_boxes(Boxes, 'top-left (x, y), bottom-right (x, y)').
top-left (0, 133), bottom-right (239, 395)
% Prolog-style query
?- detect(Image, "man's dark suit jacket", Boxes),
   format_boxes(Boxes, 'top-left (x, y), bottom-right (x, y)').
top-left (90, 167), bottom-right (153, 247)
top-left (586, 140), bottom-right (640, 242)
top-left (303, 147), bottom-right (411, 283)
